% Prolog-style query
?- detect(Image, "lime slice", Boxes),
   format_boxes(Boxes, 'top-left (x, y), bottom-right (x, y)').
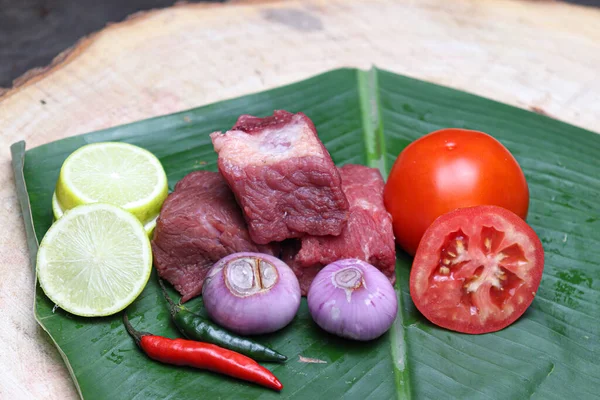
top-left (37, 203), bottom-right (152, 317)
top-left (55, 142), bottom-right (168, 226)
top-left (52, 191), bottom-right (157, 237)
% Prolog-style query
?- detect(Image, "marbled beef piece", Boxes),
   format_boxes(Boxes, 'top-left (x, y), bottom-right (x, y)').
top-left (287, 164), bottom-right (396, 294)
top-left (151, 171), bottom-right (277, 302)
top-left (210, 110), bottom-right (349, 244)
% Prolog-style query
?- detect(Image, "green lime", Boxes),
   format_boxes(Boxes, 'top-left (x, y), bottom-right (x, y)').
top-left (37, 203), bottom-right (153, 317)
top-left (52, 191), bottom-right (157, 237)
top-left (55, 142), bottom-right (168, 226)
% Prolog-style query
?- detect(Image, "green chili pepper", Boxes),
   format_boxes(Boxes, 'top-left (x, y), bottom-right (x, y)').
top-left (158, 278), bottom-right (287, 363)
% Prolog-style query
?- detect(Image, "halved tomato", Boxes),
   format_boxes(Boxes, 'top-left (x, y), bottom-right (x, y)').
top-left (410, 205), bottom-right (544, 334)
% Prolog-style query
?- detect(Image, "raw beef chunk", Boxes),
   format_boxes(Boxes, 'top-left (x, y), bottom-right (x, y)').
top-left (151, 171), bottom-right (277, 302)
top-left (287, 164), bottom-right (396, 294)
top-left (281, 240), bottom-right (322, 295)
top-left (210, 110), bottom-right (349, 244)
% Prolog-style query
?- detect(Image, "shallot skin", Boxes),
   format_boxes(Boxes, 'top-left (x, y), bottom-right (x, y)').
top-left (202, 252), bottom-right (301, 335)
top-left (307, 259), bottom-right (398, 341)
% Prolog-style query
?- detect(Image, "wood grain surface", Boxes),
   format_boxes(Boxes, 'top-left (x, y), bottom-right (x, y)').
top-left (1, 0), bottom-right (599, 398)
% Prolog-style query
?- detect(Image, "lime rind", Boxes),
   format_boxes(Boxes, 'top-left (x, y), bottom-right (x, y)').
top-left (37, 203), bottom-right (152, 317)
top-left (55, 142), bottom-right (168, 225)
top-left (144, 217), bottom-right (157, 239)
top-left (52, 191), bottom-right (64, 220)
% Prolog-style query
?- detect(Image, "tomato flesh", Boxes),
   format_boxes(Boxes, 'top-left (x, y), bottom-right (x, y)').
top-left (410, 205), bottom-right (544, 334)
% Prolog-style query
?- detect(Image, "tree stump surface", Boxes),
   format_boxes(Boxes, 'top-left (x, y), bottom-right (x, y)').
top-left (0, 0), bottom-right (598, 398)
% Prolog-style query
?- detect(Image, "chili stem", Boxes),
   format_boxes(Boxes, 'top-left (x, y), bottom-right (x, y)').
top-left (123, 313), bottom-right (150, 348)
top-left (158, 277), bottom-right (182, 317)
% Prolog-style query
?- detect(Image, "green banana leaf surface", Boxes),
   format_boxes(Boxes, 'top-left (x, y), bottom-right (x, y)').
top-left (11, 68), bottom-right (600, 400)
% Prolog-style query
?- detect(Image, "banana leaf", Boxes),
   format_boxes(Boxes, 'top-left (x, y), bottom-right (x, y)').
top-left (11, 68), bottom-right (600, 399)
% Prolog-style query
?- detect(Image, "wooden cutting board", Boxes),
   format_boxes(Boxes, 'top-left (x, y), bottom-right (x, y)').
top-left (1, 0), bottom-right (599, 398)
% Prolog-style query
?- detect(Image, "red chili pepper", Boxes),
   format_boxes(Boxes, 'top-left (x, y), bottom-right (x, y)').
top-left (123, 314), bottom-right (283, 391)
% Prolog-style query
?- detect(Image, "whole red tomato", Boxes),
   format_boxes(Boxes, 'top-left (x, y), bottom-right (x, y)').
top-left (384, 128), bottom-right (529, 256)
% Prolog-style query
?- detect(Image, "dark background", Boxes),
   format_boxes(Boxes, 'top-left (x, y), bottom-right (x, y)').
top-left (0, 0), bottom-right (598, 88)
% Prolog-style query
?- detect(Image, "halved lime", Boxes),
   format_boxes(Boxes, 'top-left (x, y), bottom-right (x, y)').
top-left (37, 203), bottom-right (153, 317)
top-left (52, 191), bottom-right (157, 237)
top-left (55, 142), bottom-right (168, 226)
